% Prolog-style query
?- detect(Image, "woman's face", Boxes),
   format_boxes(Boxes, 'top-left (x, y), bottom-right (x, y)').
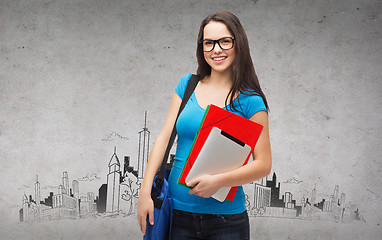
top-left (202, 21), bottom-right (236, 75)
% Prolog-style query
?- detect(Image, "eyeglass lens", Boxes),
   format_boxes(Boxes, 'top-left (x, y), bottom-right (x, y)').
top-left (202, 37), bottom-right (234, 52)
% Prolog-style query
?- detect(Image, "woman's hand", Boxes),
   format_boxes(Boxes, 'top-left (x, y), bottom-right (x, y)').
top-left (187, 174), bottom-right (222, 198)
top-left (137, 193), bottom-right (154, 235)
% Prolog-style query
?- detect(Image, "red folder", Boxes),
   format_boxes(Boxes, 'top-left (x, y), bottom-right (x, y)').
top-left (178, 104), bottom-right (263, 201)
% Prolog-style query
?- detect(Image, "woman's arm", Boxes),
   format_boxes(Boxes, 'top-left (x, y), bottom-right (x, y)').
top-left (188, 110), bottom-right (272, 198)
top-left (137, 92), bottom-right (181, 235)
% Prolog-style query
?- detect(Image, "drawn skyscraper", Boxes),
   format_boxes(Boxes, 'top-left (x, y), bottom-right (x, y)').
top-left (72, 180), bottom-right (80, 216)
top-left (106, 147), bottom-right (121, 213)
top-left (253, 183), bottom-right (271, 209)
top-left (334, 185), bottom-right (339, 201)
top-left (267, 172), bottom-right (284, 207)
top-left (98, 184), bottom-right (107, 213)
top-left (284, 192), bottom-right (293, 208)
top-left (35, 175), bottom-right (40, 205)
top-left (311, 184), bottom-right (317, 205)
top-left (63, 171), bottom-right (69, 195)
top-left (340, 193), bottom-right (346, 208)
top-left (22, 194), bottom-right (29, 221)
top-left (138, 111), bottom-right (150, 179)
top-left (327, 195), bottom-right (334, 211)
top-left (72, 180), bottom-right (79, 198)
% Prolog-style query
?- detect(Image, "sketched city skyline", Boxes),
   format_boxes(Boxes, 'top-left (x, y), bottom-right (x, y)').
top-left (19, 111), bottom-right (363, 224)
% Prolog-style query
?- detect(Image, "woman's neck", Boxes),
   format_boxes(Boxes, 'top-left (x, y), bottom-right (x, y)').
top-left (207, 69), bottom-right (233, 88)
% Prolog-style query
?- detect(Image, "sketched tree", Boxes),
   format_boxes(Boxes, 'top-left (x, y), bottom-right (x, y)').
top-left (121, 171), bottom-right (141, 216)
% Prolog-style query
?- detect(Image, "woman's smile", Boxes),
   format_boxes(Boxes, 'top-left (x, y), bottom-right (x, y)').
top-left (212, 56), bottom-right (228, 63)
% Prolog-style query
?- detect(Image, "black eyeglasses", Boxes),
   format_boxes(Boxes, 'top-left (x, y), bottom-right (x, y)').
top-left (199, 37), bottom-right (235, 52)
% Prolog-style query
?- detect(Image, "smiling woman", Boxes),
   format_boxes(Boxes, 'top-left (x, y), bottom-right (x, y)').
top-left (137, 11), bottom-right (271, 240)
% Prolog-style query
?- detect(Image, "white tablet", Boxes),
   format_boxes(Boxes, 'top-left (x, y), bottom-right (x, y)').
top-left (185, 127), bottom-right (252, 202)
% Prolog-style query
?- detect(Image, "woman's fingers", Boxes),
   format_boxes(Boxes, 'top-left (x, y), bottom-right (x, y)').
top-left (138, 212), bottom-right (147, 235)
top-left (148, 206), bottom-right (154, 226)
top-left (137, 198), bottom-right (155, 235)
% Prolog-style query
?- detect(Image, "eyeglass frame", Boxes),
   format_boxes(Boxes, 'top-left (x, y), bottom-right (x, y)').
top-left (199, 36), bottom-right (235, 52)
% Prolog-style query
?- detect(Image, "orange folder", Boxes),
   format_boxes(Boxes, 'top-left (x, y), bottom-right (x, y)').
top-left (178, 104), bottom-right (263, 201)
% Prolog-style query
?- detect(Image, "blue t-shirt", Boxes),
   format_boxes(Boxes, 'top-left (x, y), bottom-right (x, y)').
top-left (168, 73), bottom-right (267, 214)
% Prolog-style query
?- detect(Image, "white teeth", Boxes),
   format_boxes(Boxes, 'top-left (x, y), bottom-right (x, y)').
top-left (213, 57), bottom-right (226, 61)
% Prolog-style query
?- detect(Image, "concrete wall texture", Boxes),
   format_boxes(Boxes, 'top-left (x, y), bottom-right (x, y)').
top-left (0, 0), bottom-right (381, 239)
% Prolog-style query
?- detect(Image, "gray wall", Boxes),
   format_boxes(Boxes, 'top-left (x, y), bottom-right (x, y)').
top-left (0, 0), bottom-right (381, 239)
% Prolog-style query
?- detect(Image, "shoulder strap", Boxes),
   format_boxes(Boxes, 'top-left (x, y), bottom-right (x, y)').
top-left (156, 74), bottom-right (200, 182)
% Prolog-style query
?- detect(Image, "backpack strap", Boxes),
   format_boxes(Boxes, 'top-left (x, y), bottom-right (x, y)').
top-left (155, 74), bottom-right (200, 187)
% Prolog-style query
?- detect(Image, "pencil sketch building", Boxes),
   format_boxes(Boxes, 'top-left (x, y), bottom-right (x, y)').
top-left (138, 111), bottom-right (150, 179)
top-left (106, 147), bottom-right (121, 213)
top-left (80, 192), bottom-right (97, 217)
top-left (103, 147), bottom-right (141, 215)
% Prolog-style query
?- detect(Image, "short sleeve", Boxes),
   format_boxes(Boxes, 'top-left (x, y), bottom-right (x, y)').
top-left (239, 94), bottom-right (268, 119)
top-left (175, 73), bottom-right (193, 99)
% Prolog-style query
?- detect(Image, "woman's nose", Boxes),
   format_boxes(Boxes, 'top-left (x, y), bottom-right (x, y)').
top-left (213, 42), bottom-right (223, 53)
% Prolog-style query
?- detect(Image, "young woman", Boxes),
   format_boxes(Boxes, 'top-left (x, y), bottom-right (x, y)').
top-left (137, 11), bottom-right (272, 239)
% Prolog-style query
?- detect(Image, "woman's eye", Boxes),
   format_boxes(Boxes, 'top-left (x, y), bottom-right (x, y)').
top-left (204, 41), bottom-right (213, 46)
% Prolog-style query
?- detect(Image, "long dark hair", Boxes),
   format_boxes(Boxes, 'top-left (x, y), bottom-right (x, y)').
top-left (196, 11), bottom-right (269, 111)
